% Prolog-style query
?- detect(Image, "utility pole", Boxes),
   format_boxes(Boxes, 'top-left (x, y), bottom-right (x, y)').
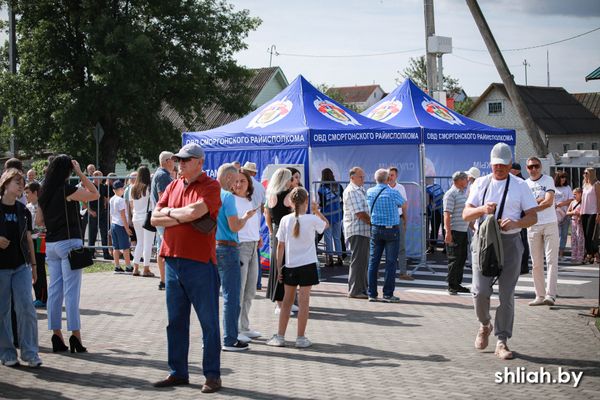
top-left (523, 59), bottom-right (530, 86)
top-left (465, 0), bottom-right (548, 157)
top-left (8, 4), bottom-right (17, 156)
top-left (546, 50), bottom-right (550, 87)
top-left (424, 0), bottom-right (437, 94)
top-left (267, 45), bottom-right (278, 68)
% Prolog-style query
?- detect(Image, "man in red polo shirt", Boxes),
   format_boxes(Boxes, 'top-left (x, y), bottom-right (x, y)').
top-left (150, 143), bottom-right (223, 394)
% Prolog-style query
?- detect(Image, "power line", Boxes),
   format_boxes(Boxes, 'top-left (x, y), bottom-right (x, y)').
top-left (455, 26), bottom-right (600, 52)
top-left (450, 53), bottom-right (521, 68)
top-left (275, 48), bottom-right (424, 59)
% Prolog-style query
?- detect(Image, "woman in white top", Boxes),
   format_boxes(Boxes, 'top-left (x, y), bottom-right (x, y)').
top-left (232, 171), bottom-right (262, 339)
top-left (553, 171), bottom-right (573, 260)
top-left (266, 187), bottom-right (328, 348)
top-left (129, 166), bottom-right (156, 277)
top-left (581, 167), bottom-right (600, 264)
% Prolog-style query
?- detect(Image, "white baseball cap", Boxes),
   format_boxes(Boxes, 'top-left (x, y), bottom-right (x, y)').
top-left (490, 143), bottom-right (512, 165)
top-left (466, 167), bottom-right (481, 179)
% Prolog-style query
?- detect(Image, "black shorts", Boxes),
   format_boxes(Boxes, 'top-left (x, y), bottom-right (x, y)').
top-left (282, 263), bottom-right (319, 287)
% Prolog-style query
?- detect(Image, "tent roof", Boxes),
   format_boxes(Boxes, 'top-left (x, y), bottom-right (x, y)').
top-left (184, 75), bottom-right (419, 150)
top-left (363, 79), bottom-right (515, 145)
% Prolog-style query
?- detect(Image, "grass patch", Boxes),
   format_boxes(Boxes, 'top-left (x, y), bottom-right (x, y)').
top-left (596, 317), bottom-right (600, 333)
top-left (83, 262), bottom-right (115, 274)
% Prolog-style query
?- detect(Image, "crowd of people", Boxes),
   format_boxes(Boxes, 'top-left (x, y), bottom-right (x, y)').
top-left (1, 141), bottom-right (599, 391)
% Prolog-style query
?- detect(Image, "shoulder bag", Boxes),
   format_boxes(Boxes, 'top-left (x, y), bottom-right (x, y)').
top-left (142, 193), bottom-right (157, 232)
top-left (65, 187), bottom-right (94, 270)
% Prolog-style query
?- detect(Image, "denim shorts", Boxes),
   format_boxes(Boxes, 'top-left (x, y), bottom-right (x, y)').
top-left (282, 263), bottom-right (319, 287)
top-left (111, 224), bottom-right (131, 250)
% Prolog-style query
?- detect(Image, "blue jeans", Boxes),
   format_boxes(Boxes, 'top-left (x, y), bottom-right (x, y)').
top-left (216, 245), bottom-right (241, 346)
top-left (165, 257), bottom-right (220, 380)
top-left (0, 264), bottom-right (39, 363)
top-left (46, 239), bottom-right (84, 331)
top-left (558, 217), bottom-right (569, 251)
top-left (324, 220), bottom-right (342, 256)
top-left (368, 225), bottom-right (400, 298)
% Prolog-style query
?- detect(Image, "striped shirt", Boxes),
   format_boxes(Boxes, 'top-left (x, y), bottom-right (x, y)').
top-left (342, 182), bottom-right (370, 238)
top-left (367, 184), bottom-right (405, 227)
top-left (443, 185), bottom-right (468, 232)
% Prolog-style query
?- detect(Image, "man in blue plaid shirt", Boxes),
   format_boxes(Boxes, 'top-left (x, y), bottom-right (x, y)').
top-left (366, 169), bottom-right (406, 303)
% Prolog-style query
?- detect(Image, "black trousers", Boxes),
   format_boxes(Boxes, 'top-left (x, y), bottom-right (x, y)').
top-left (446, 230), bottom-right (468, 287)
top-left (581, 214), bottom-right (598, 256)
top-left (88, 212), bottom-right (110, 257)
top-left (427, 209), bottom-right (444, 248)
top-left (33, 252), bottom-right (47, 303)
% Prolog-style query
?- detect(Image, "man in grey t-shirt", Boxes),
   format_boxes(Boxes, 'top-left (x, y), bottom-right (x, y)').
top-left (443, 171), bottom-right (470, 295)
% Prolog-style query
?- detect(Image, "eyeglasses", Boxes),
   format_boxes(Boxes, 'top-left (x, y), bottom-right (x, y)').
top-left (526, 164), bottom-right (541, 170)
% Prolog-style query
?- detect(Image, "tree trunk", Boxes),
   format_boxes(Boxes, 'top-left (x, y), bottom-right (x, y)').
top-left (98, 125), bottom-right (120, 175)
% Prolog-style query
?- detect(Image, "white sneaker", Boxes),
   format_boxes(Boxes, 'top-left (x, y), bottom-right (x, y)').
top-left (543, 296), bottom-right (555, 306)
top-left (24, 357), bottom-right (42, 368)
top-left (291, 304), bottom-right (299, 312)
top-left (528, 297), bottom-right (546, 306)
top-left (274, 306), bottom-right (294, 316)
top-left (295, 336), bottom-right (312, 348)
top-left (1, 359), bottom-right (19, 367)
top-left (237, 333), bottom-right (252, 343)
top-left (266, 334), bottom-right (285, 347)
top-left (241, 330), bottom-right (261, 339)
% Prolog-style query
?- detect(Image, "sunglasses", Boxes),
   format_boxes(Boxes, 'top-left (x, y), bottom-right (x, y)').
top-left (177, 157), bottom-right (197, 163)
top-left (526, 164), bottom-right (541, 170)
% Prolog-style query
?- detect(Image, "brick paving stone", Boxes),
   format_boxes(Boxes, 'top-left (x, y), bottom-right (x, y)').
top-left (0, 271), bottom-right (598, 399)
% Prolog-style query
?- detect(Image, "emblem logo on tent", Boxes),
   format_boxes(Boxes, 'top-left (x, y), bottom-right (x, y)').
top-left (367, 97), bottom-right (403, 122)
top-left (314, 98), bottom-right (360, 126)
top-left (421, 98), bottom-right (464, 125)
top-left (247, 98), bottom-right (293, 128)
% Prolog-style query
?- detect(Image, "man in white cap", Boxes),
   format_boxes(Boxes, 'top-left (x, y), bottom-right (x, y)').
top-left (463, 142), bottom-right (537, 360)
top-left (241, 162), bottom-right (265, 211)
top-left (151, 151), bottom-right (175, 290)
top-left (465, 167), bottom-right (480, 198)
top-left (151, 143), bottom-right (223, 393)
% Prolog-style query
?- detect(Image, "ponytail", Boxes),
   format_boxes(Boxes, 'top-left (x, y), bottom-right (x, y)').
top-left (289, 186), bottom-right (309, 238)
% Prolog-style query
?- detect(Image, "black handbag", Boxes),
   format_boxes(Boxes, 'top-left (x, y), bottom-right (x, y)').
top-left (142, 195), bottom-right (157, 232)
top-left (64, 187), bottom-right (94, 270)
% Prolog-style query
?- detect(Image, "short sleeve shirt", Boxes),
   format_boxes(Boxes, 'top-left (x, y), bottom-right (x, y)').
top-left (443, 185), bottom-right (468, 232)
top-left (43, 184), bottom-right (82, 242)
top-left (110, 196), bottom-right (127, 226)
top-left (526, 174), bottom-right (557, 225)
top-left (151, 167), bottom-right (173, 204)
top-left (157, 174), bottom-right (221, 264)
top-left (276, 213), bottom-right (326, 268)
top-left (0, 203), bottom-right (32, 269)
top-left (367, 184), bottom-right (405, 226)
top-left (467, 174), bottom-right (537, 235)
top-left (216, 189), bottom-right (239, 242)
top-left (389, 183), bottom-right (407, 216)
top-left (343, 182), bottom-right (370, 238)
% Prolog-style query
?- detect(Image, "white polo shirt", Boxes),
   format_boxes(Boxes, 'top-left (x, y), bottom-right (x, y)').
top-left (389, 182), bottom-right (407, 216)
top-left (526, 174), bottom-right (557, 225)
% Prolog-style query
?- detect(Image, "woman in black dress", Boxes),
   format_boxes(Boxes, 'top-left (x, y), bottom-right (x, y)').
top-left (265, 168), bottom-right (293, 311)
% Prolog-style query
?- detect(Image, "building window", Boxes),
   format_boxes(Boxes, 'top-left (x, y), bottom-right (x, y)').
top-left (592, 142), bottom-right (598, 150)
top-left (563, 143), bottom-right (570, 153)
top-left (576, 142), bottom-right (584, 150)
top-left (487, 101), bottom-right (503, 115)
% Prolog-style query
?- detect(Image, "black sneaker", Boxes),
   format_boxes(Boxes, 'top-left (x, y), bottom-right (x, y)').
top-left (456, 285), bottom-right (471, 293)
top-left (448, 287), bottom-right (458, 295)
top-left (125, 265), bottom-right (134, 274)
top-left (158, 281), bottom-right (165, 291)
top-left (113, 266), bottom-right (125, 274)
top-left (222, 341), bottom-right (249, 352)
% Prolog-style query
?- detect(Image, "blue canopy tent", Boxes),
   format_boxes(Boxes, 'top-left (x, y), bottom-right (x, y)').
top-left (183, 75), bottom-right (424, 263)
top-left (363, 79), bottom-right (516, 271)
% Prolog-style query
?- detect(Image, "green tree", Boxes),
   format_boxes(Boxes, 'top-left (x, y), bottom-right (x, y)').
top-left (318, 83), bottom-right (360, 112)
top-left (0, 0), bottom-right (260, 172)
top-left (397, 55), bottom-right (472, 115)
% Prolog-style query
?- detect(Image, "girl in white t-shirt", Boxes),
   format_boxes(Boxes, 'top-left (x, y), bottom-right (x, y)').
top-left (266, 187), bottom-right (327, 348)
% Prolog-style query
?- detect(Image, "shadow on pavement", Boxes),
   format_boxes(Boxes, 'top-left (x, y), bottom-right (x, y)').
top-left (0, 382), bottom-right (72, 400)
top-left (516, 354), bottom-right (600, 377)
top-left (308, 305), bottom-right (422, 327)
top-left (398, 299), bottom-right (473, 310)
top-left (79, 308), bottom-right (134, 317)
top-left (218, 387), bottom-right (314, 400)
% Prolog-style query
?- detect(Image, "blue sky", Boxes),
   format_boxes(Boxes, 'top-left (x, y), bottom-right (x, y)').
top-left (228, 0), bottom-right (600, 96)
top-left (2, 1), bottom-right (599, 96)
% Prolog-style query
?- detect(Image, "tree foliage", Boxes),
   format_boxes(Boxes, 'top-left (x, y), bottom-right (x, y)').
top-left (318, 83), bottom-right (360, 112)
top-left (397, 55), bottom-right (472, 115)
top-left (0, 0), bottom-right (260, 172)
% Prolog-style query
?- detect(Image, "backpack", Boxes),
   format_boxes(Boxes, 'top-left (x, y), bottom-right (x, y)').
top-left (477, 175), bottom-right (510, 285)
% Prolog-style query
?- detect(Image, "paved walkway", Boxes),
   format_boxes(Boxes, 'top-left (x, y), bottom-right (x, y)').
top-left (1, 270), bottom-right (599, 399)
